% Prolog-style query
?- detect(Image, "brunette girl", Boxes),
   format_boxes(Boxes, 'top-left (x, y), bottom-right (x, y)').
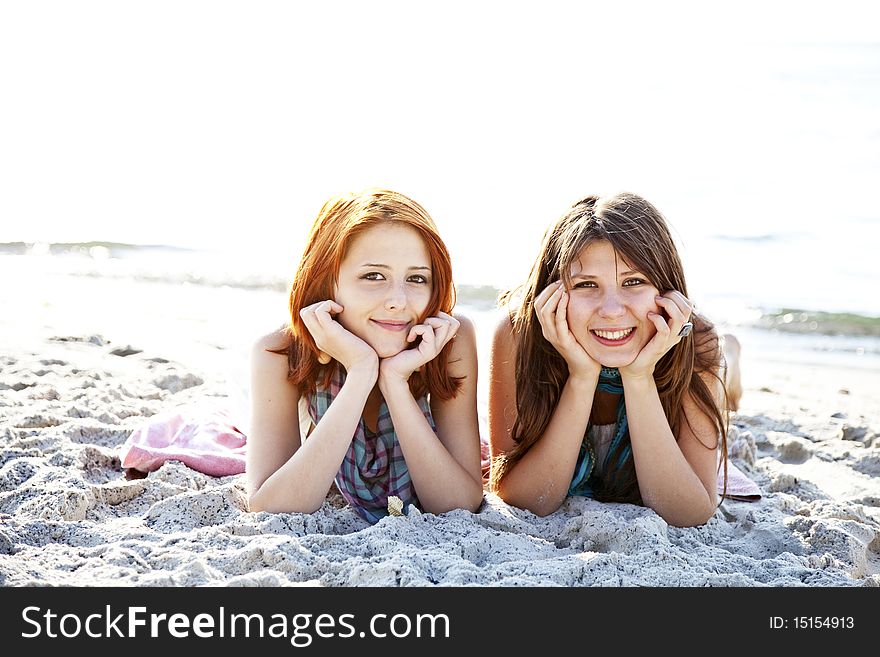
top-left (489, 192), bottom-right (736, 527)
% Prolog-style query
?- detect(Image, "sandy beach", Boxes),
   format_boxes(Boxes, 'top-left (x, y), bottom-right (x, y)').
top-left (1, 260), bottom-right (879, 587)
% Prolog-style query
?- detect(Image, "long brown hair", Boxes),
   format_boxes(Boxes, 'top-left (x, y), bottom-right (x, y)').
top-left (490, 192), bottom-right (728, 503)
top-left (272, 188), bottom-right (461, 400)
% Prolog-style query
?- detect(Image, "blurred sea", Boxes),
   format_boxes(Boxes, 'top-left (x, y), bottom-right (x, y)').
top-left (3, 239), bottom-right (879, 375)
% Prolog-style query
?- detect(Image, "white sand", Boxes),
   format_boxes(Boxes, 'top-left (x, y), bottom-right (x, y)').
top-left (1, 264), bottom-right (879, 586)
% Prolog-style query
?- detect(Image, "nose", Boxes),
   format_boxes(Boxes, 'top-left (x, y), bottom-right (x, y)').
top-left (384, 281), bottom-right (408, 311)
top-left (598, 289), bottom-right (625, 319)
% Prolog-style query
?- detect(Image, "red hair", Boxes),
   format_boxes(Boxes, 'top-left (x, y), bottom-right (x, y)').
top-left (275, 189), bottom-right (461, 400)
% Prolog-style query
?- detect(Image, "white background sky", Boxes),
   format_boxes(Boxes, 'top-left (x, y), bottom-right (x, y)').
top-left (2, 1), bottom-right (879, 291)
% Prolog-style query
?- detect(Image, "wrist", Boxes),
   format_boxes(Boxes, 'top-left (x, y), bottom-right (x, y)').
top-left (567, 368), bottom-right (600, 391)
top-left (346, 358), bottom-right (379, 385)
top-left (378, 368), bottom-right (412, 395)
top-left (620, 370), bottom-right (656, 388)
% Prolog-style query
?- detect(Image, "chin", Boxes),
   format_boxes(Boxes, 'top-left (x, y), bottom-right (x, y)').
top-left (371, 341), bottom-right (408, 359)
top-left (592, 352), bottom-right (637, 369)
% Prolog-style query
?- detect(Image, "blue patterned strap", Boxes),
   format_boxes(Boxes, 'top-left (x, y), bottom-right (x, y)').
top-left (568, 440), bottom-right (596, 497)
top-left (568, 367), bottom-right (632, 497)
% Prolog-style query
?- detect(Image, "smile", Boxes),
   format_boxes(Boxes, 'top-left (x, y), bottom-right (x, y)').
top-left (370, 319), bottom-right (411, 332)
top-left (591, 327), bottom-right (635, 345)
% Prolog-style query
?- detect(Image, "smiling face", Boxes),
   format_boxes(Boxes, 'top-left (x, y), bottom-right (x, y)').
top-left (333, 223), bottom-right (433, 359)
top-left (564, 240), bottom-right (661, 368)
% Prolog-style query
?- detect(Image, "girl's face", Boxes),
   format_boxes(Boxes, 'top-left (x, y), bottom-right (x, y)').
top-left (564, 240), bottom-right (661, 368)
top-left (334, 223), bottom-right (433, 358)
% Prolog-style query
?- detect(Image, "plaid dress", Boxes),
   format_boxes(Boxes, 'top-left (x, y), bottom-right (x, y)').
top-left (306, 365), bottom-right (432, 523)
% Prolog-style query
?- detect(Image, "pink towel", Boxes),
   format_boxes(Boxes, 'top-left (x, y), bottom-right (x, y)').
top-left (720, 460), bottom-right (762, 501)
top-left (121, 405), bottom-right (247, 477)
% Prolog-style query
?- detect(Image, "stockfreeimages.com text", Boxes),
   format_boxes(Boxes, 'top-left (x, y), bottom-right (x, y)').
top-left (21, 605), bottom-right (450, 646)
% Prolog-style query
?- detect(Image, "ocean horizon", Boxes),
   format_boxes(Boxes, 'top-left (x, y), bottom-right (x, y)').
top-left (4, 241), bottom-right (880, 374)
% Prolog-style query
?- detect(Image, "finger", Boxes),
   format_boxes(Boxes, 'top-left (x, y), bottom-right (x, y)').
top-left (299, 305), bottom-right (321, 336)
top-left (407, 323), bottom-right (433, 342)
top-left (535, 280), bottom-right (562, 302)
top-left (536, 284), bottom-right (563, 322)
top-left (655, 296), bottom-right (687, 325)
top-left (421, 322), bottom-right (450, 349)
top-left (433, 312), bottom-right (460, 337)
top-left (317, 299), bottom-right (344, 316)
top-left (306, 300), bottom-right (329, 325)
top-left (424, 315), bottom-right (458, 340)
top-left (422, 317), bottom-right (449, 329)
top-left (555, 289), bottom-right (571, 341)
top-left (435, 322), bottom-right (454, 346)
top-left (300, 317), bottom-right (330, 359)
top-left (648, 310), bottom-right (672, 336)
top-left (660, 291), bottom-right (692, 319)
top-left (410, 325), bottom-right (437, 351)
top-left (536, 300), bottom-right (561, 343)
top-left (303, 299), bottom-right (337, 314)
top-left (534, 280), bottom-right (563, 312)
top-left (315, 301), bottom-right (344, 329)
top-left (636, 314), bottom-right (669, 359)
top-left (439, 316), bottom-right (461, 341)
top-left (670, 291), bottom-right (694, 317)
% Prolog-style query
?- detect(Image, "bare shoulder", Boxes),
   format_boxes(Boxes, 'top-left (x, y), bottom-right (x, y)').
top-left (251, 327), bottom-right (292, 377)
top-left (451, 311), bottom-right (476, 339)
top-left (446, 312), bottom-right (478, 376)
top-left (252, 326), bottom-right (290, 353)
top-left (491, 308), bottom-right (516, 354)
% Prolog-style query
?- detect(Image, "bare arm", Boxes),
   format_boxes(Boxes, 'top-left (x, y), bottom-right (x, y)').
top-left (487, 312), bottom-right (518, 460)
top-left (487, 312), bottom-right (599, 516)
top-left (623, 370), bottom-right (721, 527)
top-left (245, 329), bottom-right (377, 514)
top-left (618, 292), bottom-right (721, 526)
top-left (379, 314), bottom-right (483, 514)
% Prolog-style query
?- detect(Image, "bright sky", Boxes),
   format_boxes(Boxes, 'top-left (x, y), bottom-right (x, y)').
top-left (2, 1), bottom-right (878, 288)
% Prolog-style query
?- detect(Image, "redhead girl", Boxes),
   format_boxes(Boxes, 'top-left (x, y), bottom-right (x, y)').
top-left (247, 189), bottom-right (483, 522)
top-left (489, 192), bottom-right (736, 527)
